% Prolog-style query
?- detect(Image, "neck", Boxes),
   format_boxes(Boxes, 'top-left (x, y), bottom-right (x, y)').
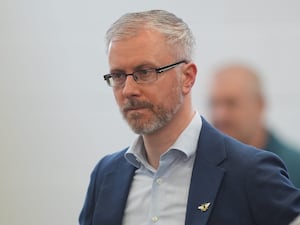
top-left (143, 106), bottom-right (195, 169)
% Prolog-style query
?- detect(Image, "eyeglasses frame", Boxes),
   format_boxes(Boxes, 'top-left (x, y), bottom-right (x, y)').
top-left (103, 60), bottom-right (187, 87)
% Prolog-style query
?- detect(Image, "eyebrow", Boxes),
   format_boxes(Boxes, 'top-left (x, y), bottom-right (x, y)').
top-left (110, 62), bottom-right (158, 73)
top-left (134, 63), bottom-right (157, 70)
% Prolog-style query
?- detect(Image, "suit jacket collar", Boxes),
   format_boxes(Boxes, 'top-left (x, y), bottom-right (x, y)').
top-left (101, 117), bottom-right (226, 225)
top-left (185, 117), bottom-right (226, 225)
top-left (99, 157), bottom-right (136, 225)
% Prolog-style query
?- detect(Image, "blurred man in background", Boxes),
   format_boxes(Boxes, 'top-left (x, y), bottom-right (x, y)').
top-left (207, 63), bottom-right (300, 187)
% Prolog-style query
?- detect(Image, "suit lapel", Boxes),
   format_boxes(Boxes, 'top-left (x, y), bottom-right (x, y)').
top-left (185, 118), bottom-right (226, 225)
top-left (97, 158), bottom-right (136, 225)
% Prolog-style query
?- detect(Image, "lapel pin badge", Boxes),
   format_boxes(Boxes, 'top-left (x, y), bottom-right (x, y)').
top-left (198, 202), bottom-right (211, 212)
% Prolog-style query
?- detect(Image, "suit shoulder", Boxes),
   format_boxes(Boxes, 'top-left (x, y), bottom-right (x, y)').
top-left (199, 118), bottom-right (282, 168)
top-left (223, 134), bottom-right (286, 167)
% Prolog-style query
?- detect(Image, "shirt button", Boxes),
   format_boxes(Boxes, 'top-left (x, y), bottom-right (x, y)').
top-left (152, 216), bottom-right (159, 223)
top-left (156, 178), bottom-right (163, 185)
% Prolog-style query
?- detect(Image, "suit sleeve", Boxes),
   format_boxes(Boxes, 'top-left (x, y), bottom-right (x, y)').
top-left (246, 151), bottom-right (300, 225)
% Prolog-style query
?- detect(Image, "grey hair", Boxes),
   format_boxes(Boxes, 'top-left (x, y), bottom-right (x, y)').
top-left (105, 10), bottom-right (196, 61)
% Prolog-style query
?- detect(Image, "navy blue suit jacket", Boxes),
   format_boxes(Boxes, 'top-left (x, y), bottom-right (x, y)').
top-left (79, 118), bottom-right (300, 225)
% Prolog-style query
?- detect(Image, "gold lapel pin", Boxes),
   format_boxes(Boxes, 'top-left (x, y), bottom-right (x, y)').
top-left (198, 202), bottom-right (211, 212)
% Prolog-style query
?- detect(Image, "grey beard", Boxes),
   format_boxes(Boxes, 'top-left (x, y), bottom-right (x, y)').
top-left (121, 96), bottom-right (183, 135)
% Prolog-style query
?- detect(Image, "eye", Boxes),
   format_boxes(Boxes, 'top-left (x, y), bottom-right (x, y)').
top-left (135, 69), bottom-right (154, 81)
top-left (111, 73), bottom-right (125, 80)
top-left (137, 69), bottom-right (150, 75)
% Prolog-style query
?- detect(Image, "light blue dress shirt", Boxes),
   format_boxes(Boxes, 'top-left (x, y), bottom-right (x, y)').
top-left (123, 112), bottom-right (202, 225)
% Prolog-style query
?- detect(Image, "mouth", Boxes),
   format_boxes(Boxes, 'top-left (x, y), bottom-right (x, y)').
top-left (123, 106), bottom-right (148, 113)
top-left (122, 100), bottom-right (153, 114)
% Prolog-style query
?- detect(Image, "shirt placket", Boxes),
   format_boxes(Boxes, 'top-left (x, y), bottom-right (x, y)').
top-left (149, 154), bottom-right (174, 224)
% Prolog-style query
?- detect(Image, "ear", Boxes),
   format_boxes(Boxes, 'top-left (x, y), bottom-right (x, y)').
top-left (181, 62), bottom-right (197, 95)
top-left (257, 95), bottom-right (266, 114)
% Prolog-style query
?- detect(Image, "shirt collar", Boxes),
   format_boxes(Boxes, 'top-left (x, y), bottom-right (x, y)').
top-left (125, 111), bottom-right (202, 168)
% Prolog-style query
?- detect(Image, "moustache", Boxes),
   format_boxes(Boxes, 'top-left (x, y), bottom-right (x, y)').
top-left (122, 99), bottom-right (153, 112)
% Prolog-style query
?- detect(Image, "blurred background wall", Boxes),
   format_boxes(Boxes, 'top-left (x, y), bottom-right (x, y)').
top-left (1, 1), bottom-right (300, 225)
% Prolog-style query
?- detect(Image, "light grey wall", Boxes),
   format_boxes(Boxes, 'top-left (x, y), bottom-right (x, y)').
top-left (1, 1), bottom-right (300, 225)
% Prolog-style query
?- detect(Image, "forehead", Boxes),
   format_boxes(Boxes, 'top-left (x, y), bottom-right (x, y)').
top-left (210, 68), bottom-right (257, 97)
top-left (107, 29), bottom-right (174, 68)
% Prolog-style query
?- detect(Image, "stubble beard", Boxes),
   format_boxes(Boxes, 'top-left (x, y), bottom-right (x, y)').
top-left (120, 86), bottom-right (183, 135)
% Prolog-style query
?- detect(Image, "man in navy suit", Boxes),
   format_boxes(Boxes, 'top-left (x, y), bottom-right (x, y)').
top-left (79, 9), bottom-right (300, 225)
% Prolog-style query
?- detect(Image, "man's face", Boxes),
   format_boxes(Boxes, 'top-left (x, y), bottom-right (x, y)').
top-left (107, 29), bottom-right (185, 135)
top-left (208, 69), bottom-right (263, 143)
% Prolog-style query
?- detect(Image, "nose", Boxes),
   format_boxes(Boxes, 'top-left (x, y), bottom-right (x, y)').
top-left (122, 76), bottom-right (141, 97)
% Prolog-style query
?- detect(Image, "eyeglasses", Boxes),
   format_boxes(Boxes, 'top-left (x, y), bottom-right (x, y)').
top-left (103, 60), bottom-right (187, 87)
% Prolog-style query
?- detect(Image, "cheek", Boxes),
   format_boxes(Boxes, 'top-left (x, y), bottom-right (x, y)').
top-left (113, 89), bottom-right (123, 105)
top-left (235, 109), bottom-right (254, 127)
top-left (163, 79), bottom-right (182, 100)
top-left (235, 111), bottom-right (248, 125)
